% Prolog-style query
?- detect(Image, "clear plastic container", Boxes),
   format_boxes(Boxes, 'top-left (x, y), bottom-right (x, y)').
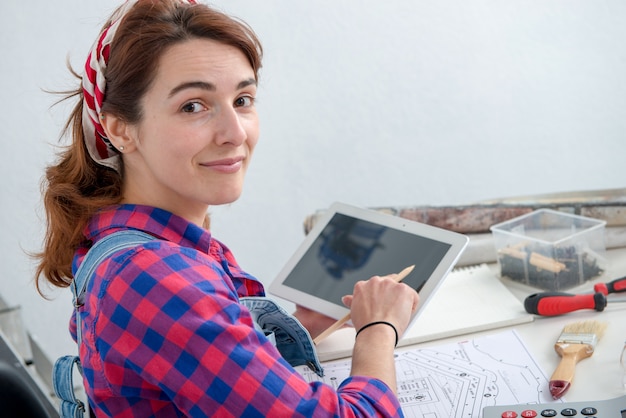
top-left (490, 209), bottom-right (606, 291)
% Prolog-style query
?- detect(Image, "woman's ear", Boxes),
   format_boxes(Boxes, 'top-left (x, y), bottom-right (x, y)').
top-left (99, 113), bottom-right (136, 153)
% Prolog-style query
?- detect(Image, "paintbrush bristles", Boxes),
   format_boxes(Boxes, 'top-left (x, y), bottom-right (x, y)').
top-left (561, 320), bottom-right (608, 339)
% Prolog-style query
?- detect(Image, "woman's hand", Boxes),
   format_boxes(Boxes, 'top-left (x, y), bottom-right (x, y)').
top-left (346, 273), bottom-right (420, 393)
top-left (343, 273), bottom-right (419, 337)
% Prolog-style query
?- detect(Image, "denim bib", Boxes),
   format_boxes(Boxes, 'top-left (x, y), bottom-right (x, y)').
top-left (240, 297), bottom-right (324, 377)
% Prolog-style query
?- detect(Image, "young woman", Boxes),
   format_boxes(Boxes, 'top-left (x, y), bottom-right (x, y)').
top-left (37, 1), bottom-right (419, 416)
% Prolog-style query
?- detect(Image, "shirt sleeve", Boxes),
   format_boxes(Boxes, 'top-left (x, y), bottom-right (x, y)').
top-left (92, 243), bottom-right (403, 417)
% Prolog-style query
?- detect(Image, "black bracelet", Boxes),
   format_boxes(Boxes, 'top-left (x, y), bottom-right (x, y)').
top-left (355, 321), bottom-right (398, 347)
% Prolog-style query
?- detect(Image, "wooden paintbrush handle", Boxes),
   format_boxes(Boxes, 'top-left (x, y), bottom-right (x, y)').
top-left (549, 343), bottom-right (594, 399)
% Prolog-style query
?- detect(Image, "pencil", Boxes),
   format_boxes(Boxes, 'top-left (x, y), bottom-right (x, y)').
top-left (312, 265), bottom-right (415, 345)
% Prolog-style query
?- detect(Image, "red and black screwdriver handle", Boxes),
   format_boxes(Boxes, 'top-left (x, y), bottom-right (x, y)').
top-left (594, 275), bottom-right (626, 295)
top-left (524, 276), bottom-right (626, 316)
top-left (524, 292), bottom-right (607, 316)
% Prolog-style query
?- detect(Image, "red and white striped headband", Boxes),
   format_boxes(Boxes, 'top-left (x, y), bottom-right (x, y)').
top-left (82, 0), bottom-right (197, 171)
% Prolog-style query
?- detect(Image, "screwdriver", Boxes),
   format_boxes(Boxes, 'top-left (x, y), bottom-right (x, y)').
top-left (593, 275), bottom-right (626, 295)
top-left (524, 276), bottom-right (626, 316)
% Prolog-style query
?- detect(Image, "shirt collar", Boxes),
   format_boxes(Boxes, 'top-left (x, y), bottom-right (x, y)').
top-left (84, 204), bottom-right (212, 253)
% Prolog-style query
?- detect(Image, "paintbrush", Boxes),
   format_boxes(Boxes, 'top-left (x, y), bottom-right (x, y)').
top-left (549, 319), bottom-right (608, 399)
top-left (312, 265), bottom-right (415, 345)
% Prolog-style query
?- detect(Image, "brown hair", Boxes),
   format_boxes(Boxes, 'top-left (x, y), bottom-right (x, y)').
top-left (36, 0), bottom-right (263, 291)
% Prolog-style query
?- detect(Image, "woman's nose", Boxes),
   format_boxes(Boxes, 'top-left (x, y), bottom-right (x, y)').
top-left (214, 106), bottom-right (247, 146)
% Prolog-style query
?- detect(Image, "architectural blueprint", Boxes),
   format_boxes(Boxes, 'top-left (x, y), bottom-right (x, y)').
top-left (297, 330), bottom-right (561, 417)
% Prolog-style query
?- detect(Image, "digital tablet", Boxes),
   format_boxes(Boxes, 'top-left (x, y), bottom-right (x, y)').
top-left (269, 202), bottom-right (469, 329)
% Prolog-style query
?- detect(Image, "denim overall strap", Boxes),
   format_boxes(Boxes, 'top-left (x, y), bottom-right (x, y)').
top-left (53, 230), bottom-right (155, 418)
top-left (71, 230), bottom-right (155, 346)
top-left (52, 356), bottom-right (85, 418)
top-left (240, 297), bottom-right (324, 377)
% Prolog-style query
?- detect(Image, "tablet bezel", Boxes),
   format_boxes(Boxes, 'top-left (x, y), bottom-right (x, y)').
top-left (269, 202), bottom-right (469, 329)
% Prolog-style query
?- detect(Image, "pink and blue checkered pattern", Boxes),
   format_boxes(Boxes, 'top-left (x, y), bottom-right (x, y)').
top-left (70, 204), bottom-right (402, 417)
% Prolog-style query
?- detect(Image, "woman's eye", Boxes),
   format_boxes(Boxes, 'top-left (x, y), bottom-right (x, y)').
top-left (235, 96), bottom-right (255, 108)
top-left (181, 102), bottom-right (205, 113)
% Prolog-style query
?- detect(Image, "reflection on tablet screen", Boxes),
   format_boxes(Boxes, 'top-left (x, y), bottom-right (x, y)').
top-left (282, 213), bottom-right (451, 306)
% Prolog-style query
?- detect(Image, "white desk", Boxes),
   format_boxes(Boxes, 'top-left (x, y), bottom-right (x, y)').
top-left (413, 247), bottom-right (626, 402)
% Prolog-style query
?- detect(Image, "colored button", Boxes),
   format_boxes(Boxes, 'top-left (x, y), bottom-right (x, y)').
top-left (501, 412), bottom-right (517, 418)
top-left (521, 410), bottom-right (537, 417)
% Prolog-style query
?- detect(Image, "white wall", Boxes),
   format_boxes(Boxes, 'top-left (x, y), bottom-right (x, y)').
top-left (1, 1), bottom-right (625, 362)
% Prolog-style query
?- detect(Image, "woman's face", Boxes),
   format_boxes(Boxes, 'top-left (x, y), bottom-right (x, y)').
top-left (117, 38), bottom-right (259, 225)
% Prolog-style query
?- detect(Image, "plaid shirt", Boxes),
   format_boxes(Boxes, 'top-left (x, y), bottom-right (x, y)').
top-left (71, 204), bottom-right (402, 417)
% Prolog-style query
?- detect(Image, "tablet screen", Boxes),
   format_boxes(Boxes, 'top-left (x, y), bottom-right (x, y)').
top-left (281, 213), bottom-right (452, 306)
top-left (270, 202), bottom-right (468, 322)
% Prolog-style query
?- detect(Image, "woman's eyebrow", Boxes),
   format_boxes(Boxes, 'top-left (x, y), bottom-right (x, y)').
top-left (238, 78), bottom-right (257, 89)
top-left (169, 78), bottom-right (257, 98)
top-left (169, 81), bottom-right (215, 98)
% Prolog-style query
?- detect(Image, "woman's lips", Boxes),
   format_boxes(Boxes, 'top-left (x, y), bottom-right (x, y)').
top-left (200, 157), bottom-right (244, 173)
